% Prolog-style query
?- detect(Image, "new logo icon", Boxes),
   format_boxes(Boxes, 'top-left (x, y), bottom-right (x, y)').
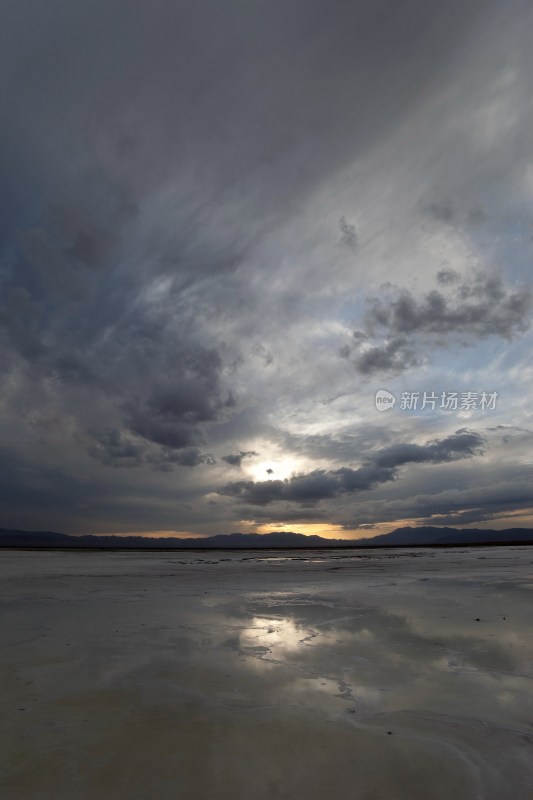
top-left (375, 389), bottom-right (396, 411)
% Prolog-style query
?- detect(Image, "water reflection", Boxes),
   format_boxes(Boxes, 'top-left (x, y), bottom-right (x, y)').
top-left (231, 591), bottom-right (533, 729)
top-left (239, 615), bottom-right (313, 655)
top-left (3, 549), bottom-right (533, 799)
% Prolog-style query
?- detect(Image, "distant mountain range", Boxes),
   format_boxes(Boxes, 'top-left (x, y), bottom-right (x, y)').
top-left (1, 526), bottom-right (533, 549)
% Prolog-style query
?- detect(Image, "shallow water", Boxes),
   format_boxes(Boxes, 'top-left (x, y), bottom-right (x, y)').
top-left (1, 547), bottom-right (533, 799)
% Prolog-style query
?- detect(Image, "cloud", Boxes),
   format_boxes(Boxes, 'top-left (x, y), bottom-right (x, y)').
top-left (219, 429), bottom-right (485, 505)
top-left (0, 0), bottom-right (532, 534)
top-left (426, 199), bottom-right (454, 224)
top-left (348, 335), bottom-right (423, 376)
top-left (345, 272), bottom-right (532, 375)
top-left (87, 428), bottom-right (216, 471)
top-left (371, 428), bottom-right (485, 467)
top-left (123, 346), bottom-right (235, 449)
top-left (343, 471), bottom-right (533, 529)
top-left (222, 450), bottom-right (259, 467)
top-left (436, 268), bottom-right (460, 285)
top-left (87, 428), bottom-right (146, 468)
top-left (338, 216), bottom-right (357, 249)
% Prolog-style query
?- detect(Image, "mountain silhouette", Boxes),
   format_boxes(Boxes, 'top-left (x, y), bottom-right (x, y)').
top-left (1, 526), bottom-right (533, 549)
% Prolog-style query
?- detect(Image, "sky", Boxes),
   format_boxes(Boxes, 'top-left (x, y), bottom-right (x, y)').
top-left (1, 0), bottom-right (532, 539)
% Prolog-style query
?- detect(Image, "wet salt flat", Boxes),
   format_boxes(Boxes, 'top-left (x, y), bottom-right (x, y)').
top-left (1, 547), bottom-right (533, 799)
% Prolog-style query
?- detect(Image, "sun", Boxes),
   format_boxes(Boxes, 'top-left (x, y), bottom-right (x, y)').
top-left (245, 457), bottom-right (307, 482)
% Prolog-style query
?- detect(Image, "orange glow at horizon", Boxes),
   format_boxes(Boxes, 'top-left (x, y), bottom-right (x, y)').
top-left (252, 522), bottom-right (384, 540)
top-left (91, 510), bottom-right (533, 541)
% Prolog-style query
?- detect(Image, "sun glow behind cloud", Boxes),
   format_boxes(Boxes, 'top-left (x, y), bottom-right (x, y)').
top-left (244, 457), bottom-right (312, 483)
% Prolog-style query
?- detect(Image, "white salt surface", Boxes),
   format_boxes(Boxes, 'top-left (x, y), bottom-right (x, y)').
top-left (1, 546), bottom-right (533, 799)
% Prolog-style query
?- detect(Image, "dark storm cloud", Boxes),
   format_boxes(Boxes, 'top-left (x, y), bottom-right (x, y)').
top-left (2, 0), bottom-right (495, 481)
top-left (87, 428), bottom-right (216, 470)
top-left (222, 451), bottom-right (259, 467)
top-left (344, 471), bottom-right (533, 529)
top-left (219, 429), bottom-right (485, 505)
top-left (346, 272), bottom-right (532, 375)
top-left (0, 0), bottom-right (503, 359)
top-left (371, 429), bottom-right (485, 468)
top-left (87, 429), bottom-right (146, 468)
top-left (122, 346), bottom-right (235, 449)
top-left (2, 209), bottom-right (237, 460)
top-left (0, 0), bottom-right (530, 533)
top-left (372, 274), bottom-right (531, 337)
top-left (1, 0), bottom-right (495, 224)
